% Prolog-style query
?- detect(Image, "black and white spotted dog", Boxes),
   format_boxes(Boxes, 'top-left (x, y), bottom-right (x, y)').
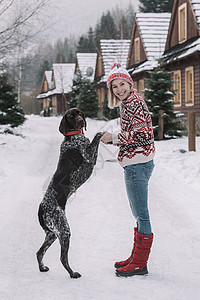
top-left (36, 108), bottom-right (103, 279)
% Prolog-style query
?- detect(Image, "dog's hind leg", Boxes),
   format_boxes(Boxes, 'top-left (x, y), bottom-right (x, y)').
top-left (58, 233), bottom-right (81, 279)
top-left (36, 230), bottom-right (57, 272)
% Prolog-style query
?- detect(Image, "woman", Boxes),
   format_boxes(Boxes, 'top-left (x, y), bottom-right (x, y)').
top-left (101, 63), bottom-right (155, 277)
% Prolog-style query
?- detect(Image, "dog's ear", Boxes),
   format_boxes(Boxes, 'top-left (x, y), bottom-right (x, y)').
top-left (83, 114), bottom-right (87, 131)
top-left (81, 111), bottom-right (87, 130)
top-left (59, 115), bottom-right (69, 136)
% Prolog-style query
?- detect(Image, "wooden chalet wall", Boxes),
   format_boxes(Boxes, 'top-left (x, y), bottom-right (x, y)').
top-left (56, 94), bottom-right (67, 115)
top-left (41, 75), bottom-right (48, 93)
top-left (95, 45), bottom-right (104, 79)
top-left (127, 13), bottom-right (171, 95)
top-left (166, 56), bottom-right (200, 116)
top-left (164, 0), bottom-right (200, 116)
top-left (127, 17), bottom-right (147, 69)
top-left (165, 0), bottom-right (199, 50)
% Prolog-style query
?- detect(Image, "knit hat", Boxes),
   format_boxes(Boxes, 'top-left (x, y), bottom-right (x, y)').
top-left (107, 62), bottom-right (133, 88)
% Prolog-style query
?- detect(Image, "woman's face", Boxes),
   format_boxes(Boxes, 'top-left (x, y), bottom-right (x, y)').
top-left (111, 79), bottom-right (131, 101)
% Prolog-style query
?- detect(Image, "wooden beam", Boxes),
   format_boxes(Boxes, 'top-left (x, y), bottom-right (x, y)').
top-left (188, 112), bottom-right (196, 151)
top-left (158, 110), bottom-right (164, 140)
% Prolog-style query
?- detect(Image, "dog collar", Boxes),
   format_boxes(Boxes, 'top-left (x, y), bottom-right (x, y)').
top-left (66, 130), bottom-right (83, 136)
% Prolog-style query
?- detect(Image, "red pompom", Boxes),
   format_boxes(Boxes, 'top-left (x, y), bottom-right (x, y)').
top-left (110, 62), bottom-right (122, 70)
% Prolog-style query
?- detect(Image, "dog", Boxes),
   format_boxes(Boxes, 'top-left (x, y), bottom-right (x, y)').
top-left (36, 108), bottom-right (103, 278)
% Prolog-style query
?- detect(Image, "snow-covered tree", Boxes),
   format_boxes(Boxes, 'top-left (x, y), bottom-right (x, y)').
top-left (144, 63), bottom-right (183, 139)
top-left (103, 98), bottom-right (120, 120)
top-left (0, 72), bottom-right (25, 128)
top-left (111, 3), bottom-right (135, 39)
top-left (77, 28), bottom-right (96, 53)
top-left (95, 11), bottom-right (118, 44)
top-left (77, 79), bottom-right (98, 118)
top-left (67, 72), bottom-right (83, 109)
top-left (37, 60), bottom-right (50, 86)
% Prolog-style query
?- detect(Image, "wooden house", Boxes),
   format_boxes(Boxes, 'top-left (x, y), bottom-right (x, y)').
top-left (75, 53), bottom-right (97, 81)
top-left (94, 39), bottom-right (130, 114)
top-left (162, 0), bottom-right (200, 117)
top-left (127, 13), bottom-right (171, 94)
top-left (37, 63), bottom-right (75, 115)
top-left (37, 70), bottom-right (54, 114)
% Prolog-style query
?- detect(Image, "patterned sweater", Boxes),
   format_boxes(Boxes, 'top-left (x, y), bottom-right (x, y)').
top-left (112, 91), bottom-right (155, 167)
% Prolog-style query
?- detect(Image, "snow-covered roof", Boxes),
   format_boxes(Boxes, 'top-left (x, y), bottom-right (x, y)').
top-left (37, 63), bottom-right (75, 99)
top-left (131, 13), bottom-right (171, 75)
top-left (190, 0), bottom-right (200, 30)
top-left (76, 53), bottom-right (97, 81)
top-left (162, 36), bottom-right (200, 63)
top-left (136, 13), bottom-right (171, 61)
top-left (131, 61), bottom-right (158, 75)
top-left (44, 71), bottom-right (54, 90)
top-left (100, 39), bottom-right (130, 81)
top-left (51, 63), bottom-right (75, 95)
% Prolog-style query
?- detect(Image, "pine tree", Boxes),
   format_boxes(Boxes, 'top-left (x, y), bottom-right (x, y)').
top-left (68, 71), bottom-right (83, 109)
top-left (87, 27), bottom-right (96, 52)
top-left (77, 79), bottom-right (98, 118)
top-left (37, 60), bottom-right (50, 86)
top-left (139, 0), bottom-right (174, 13)
top-left (103, 98), bottom-right (120, 120)
top-left (95, 11), bottom-right (118, 44)
top-left (111, 4), bottom-right (135, 39)
top-left (144, 62), bottom-right (183, 139)
top-left (77, 35), bottom-right (88, 53)
top-left (0, 72), bottom-right (26, 128)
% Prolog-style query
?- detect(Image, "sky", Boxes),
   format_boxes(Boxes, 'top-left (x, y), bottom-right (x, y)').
top-left (44, 0), bottom-right (139, 42)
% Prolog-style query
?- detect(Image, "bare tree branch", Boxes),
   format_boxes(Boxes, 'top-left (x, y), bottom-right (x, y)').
top-left (0, 0), bottom-right (15, 17)
top-left (0, 0), bottom-right (52, 53)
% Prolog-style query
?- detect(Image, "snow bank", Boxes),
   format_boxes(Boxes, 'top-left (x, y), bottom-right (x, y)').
top-left (0, 115), bottom-right (200, 300)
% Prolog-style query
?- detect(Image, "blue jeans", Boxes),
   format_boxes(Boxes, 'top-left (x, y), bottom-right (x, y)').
top-left (124, 160), bottom-right (154, 235)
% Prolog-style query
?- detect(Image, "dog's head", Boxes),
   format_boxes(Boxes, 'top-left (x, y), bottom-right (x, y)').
top-left (59, 108), bottom-right (87, 136)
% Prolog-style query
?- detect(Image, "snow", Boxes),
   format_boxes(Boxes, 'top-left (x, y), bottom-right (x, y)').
top-left (100, 40), bottom-right (130, 82)
top-left (37, 64), bottom-right (75, 100)
top-left (130, 13), bottom-right (170, 76)
top-left (0, 115), bottom-right (200, 300)
top-left (136, 13), bottom-right (171, 61)
top-left (191, 0), bottom-right (200, 29)
top-left (76, 53), bottom-right (97, 81)
top-left (163, 36), bottom-right (200, 64)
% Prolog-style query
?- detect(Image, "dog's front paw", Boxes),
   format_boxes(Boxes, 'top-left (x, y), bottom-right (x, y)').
top-left (70, 272), bottom-right (81, 279)
top-left (96, 132), bottom-right (104, 139)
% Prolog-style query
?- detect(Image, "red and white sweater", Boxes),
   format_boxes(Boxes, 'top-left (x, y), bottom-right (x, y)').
top-left (112, 91), bottom-right (155, 167)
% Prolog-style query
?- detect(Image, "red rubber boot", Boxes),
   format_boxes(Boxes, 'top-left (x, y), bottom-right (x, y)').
top-left (114, 227), bottom-right (138, 269)
top-left (116, 232), bottom-right (153, 277)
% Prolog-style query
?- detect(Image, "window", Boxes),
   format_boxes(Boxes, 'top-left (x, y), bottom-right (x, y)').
top-left (178, 3), bottom-right (187, 43)
top-left (44, 81), bottom-right (48, 92)
top-left (52, 96), bottom-right (57, 114)
top-left (134, 37), bottom-right (140, 63)
top-left (173, 71), bottom-right (182, 106)
top-left (133, 81), bottom-right (137, 91)
top-left (100, 87), bottom-right (104, 108)
top-left (52, 96), bottom-right (57, 107)
top-left (185, 66), bottom-right (194, 106)
top-left (97, 89), bottom-right (101, 107)
top-left (99, 56), bottom-right (103, 75)
top-left (43, 99), bottom-right (46, 110)
top-left (139, 79), bottom-right (144, 95)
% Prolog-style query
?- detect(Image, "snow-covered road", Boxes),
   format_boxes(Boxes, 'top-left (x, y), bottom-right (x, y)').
top-left (0, 116), bottom-right (200, 300)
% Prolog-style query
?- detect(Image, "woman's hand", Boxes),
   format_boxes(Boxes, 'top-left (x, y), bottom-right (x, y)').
top-left (100, 131), bottom-right (112, 144)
